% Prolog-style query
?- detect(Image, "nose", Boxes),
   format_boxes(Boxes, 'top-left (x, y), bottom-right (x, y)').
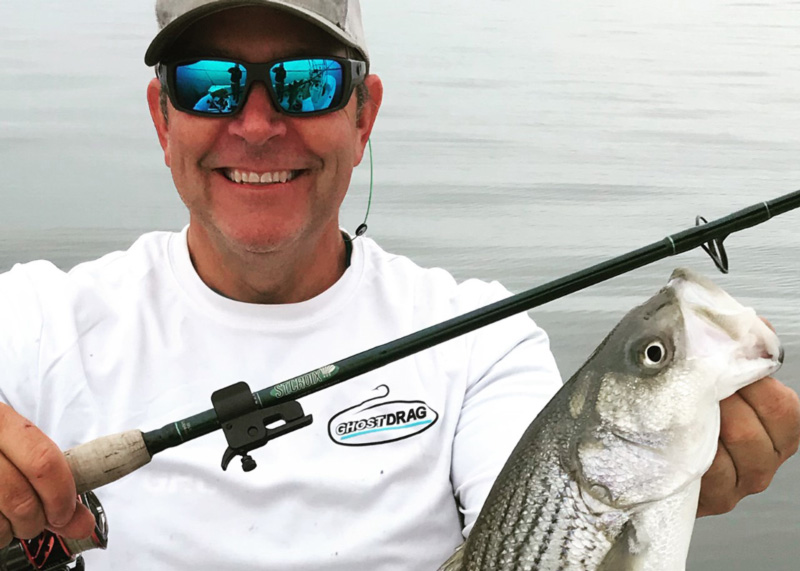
top-left (228, 82), bottom-right (286, 144)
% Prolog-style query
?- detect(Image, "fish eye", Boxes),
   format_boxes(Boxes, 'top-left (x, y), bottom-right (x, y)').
top-left (642, 340), bottom-right (669, 367)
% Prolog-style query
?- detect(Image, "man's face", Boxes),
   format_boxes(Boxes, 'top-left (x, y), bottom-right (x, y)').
top-left (148, 7), bottom-right (380, 258)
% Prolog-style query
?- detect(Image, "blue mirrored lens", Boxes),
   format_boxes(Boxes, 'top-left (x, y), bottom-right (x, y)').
top-left (271, 59), bottom-right (344, 113)
top-left (175, 60), bottom-right (246, 114)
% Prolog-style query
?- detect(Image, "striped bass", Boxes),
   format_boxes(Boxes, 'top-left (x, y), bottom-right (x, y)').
top-left (440, 268), bottom-right (783, 571)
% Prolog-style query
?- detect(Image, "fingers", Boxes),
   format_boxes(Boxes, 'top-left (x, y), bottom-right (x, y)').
top-left (0, 404), bottom-right (76, 527)
top-left (718, 389), bottom-right (779, 494)
top-left (0, 404), bottom-right (95, 544)
top-left (48, 503), bottom-right (97, 539)
top-left (737, 377), bottom-right (800, 461)
top-left (0, 513), bottom-right (13, 548)
top-left (698, 377), bottom-right (800, 518)
top-left (697, 441), bottom-right (737, 516)
top-left (0, 449), bottom-right (46, 539)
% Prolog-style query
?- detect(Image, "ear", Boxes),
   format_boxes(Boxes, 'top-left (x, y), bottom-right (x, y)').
top-left (353, 74), bottom-right (383, 167)
top-left (147, 77), bottom-right (172, 167)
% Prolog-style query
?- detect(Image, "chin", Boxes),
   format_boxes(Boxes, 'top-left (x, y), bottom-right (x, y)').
top-left (219, 223), bottom-right (303, 255)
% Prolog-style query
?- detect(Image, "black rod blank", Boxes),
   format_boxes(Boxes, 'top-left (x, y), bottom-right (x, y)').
top-left (143, 189), bottom-right (800, 456)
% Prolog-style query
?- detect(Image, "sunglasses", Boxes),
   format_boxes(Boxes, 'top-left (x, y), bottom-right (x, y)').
top-left (157, 56), bottom-right (368, 118)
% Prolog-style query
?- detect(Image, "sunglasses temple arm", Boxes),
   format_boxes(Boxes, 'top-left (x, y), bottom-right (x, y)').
top-left (351, 60), bottom-right (368, 83)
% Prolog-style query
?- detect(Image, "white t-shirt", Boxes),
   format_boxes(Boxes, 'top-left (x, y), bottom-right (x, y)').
top-left (0, 229), bottom-right (561, 570)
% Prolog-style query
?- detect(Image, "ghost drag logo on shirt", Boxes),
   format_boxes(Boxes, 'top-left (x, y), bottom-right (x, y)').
top-left (328, 385), bottom-right (439, 446)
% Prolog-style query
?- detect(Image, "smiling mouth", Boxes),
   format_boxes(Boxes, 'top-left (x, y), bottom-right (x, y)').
top-left (221, 168), bottom-right (302, 185)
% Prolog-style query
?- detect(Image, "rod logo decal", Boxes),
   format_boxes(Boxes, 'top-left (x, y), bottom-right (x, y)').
top-left (271, 364), bottom-right (338, 399)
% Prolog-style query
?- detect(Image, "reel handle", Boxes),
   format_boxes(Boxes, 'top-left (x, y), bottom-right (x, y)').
top-left (63, 430), bottom-right (151, 493)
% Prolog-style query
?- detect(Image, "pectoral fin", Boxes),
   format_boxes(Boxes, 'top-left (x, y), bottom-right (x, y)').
top-left (597, 520), bottom-right (647, 571)
top-left (437, 542), bottom-right (465, 571)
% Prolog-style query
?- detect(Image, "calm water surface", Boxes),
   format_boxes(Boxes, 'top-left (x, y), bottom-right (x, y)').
top-left (1, 1), bottom-right (799, 568)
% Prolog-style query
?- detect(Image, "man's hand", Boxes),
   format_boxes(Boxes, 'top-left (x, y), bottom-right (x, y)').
top-left (0, 403), bottom-right (96, 547)
top-left (697, 376), bottom-right (800, 517)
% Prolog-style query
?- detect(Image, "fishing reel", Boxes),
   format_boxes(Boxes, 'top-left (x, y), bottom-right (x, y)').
top-left (0, 491), bottom-right (108, 571)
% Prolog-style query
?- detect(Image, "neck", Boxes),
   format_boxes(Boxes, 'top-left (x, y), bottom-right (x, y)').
top-left (186, 223), bottom-right (349, 304)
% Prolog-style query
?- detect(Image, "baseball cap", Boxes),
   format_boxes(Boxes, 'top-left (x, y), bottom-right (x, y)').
top-left (145, 0), bottom-right (369, 66)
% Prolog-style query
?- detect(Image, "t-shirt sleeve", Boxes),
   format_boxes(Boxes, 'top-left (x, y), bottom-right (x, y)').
top-left (448, 279), bottom-right (562, 537)
top-left (0, 263), bottom-right (47, 413)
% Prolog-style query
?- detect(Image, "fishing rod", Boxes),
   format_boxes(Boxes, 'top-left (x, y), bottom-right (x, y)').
top-left (5, 189), bottom-right (800, 570)
top-left (61, 187), bottom-right (800, 493)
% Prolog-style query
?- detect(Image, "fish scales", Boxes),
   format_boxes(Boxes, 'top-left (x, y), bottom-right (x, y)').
top-left (464, 391), bottom-right (620, 571)
top-left (440, 268), bottom-right (782, 571)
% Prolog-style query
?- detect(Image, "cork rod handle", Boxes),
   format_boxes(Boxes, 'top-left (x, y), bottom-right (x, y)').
top-left (63, 430), bottom-right (152, 493)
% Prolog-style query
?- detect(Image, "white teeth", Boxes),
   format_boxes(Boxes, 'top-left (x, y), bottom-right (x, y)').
top-left (226, 169), bottom-right (295, 185)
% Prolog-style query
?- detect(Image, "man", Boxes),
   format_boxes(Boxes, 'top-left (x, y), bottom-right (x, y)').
top-left (228, 62), bottom-right (243, 106)
top-left (0, 1), bottom-right (797, 569)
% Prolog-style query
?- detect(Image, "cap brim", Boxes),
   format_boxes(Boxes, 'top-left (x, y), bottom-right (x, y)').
top-left (145, 0), bottom-right (368, 66)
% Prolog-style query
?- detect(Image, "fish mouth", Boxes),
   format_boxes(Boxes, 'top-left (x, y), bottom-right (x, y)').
top-left (669, 268), bottom-right (783, 398)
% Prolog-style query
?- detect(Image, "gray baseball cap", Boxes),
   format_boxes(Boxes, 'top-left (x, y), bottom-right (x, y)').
top-left (144, 0), bottom-right (369, 66)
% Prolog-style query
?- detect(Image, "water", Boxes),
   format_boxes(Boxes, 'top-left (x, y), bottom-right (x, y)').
top-left (1, 0), bottom-right (799, 568)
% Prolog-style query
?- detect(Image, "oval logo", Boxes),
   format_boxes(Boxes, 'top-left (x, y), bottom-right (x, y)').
top-left (328, 385), bottom-right (439, 446)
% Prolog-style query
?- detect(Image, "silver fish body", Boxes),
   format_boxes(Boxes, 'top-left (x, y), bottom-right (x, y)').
top-left (440, 268), bottom-right (783, 571)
